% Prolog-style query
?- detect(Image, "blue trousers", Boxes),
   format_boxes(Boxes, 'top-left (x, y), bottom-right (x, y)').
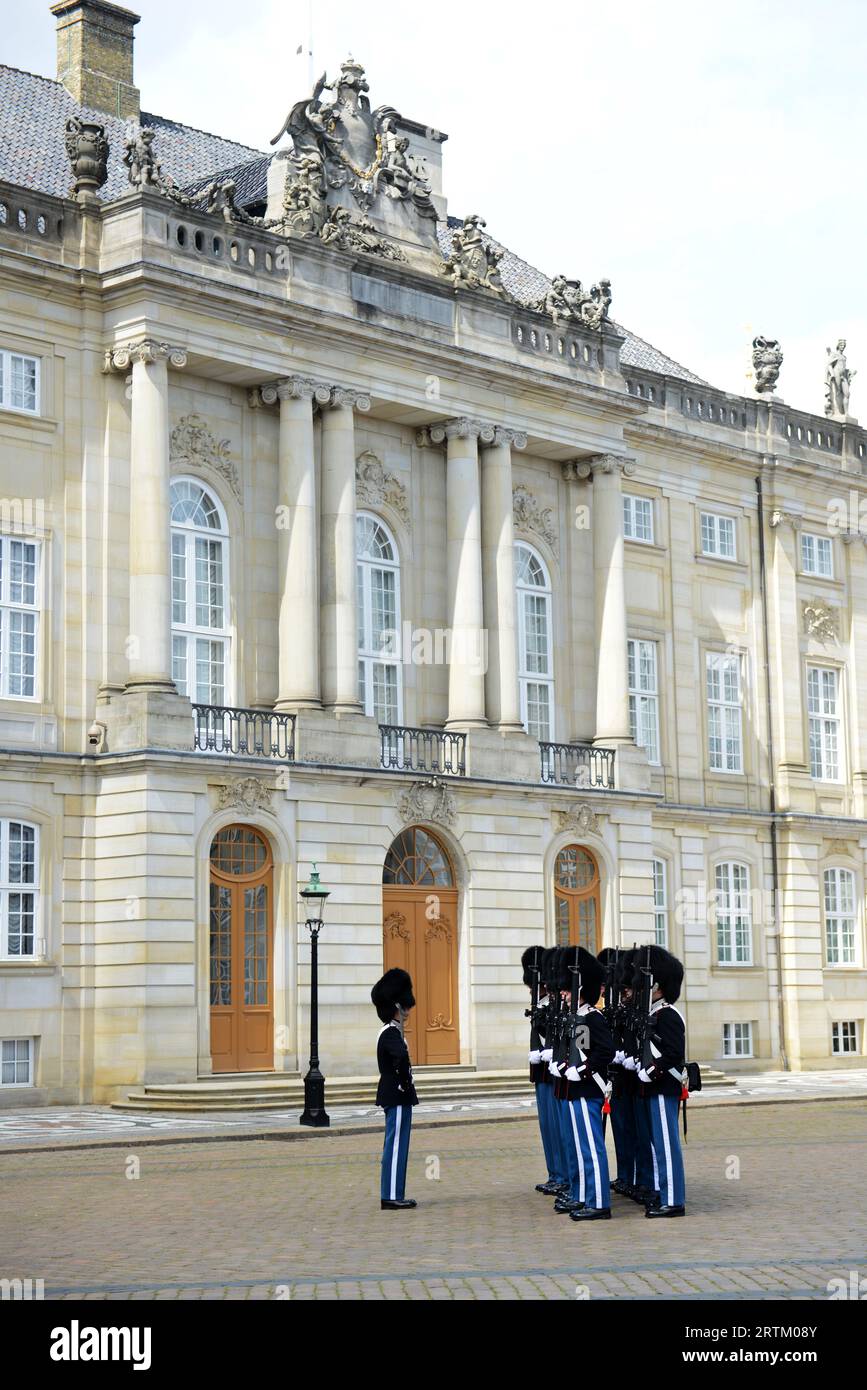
top-left (380, 1104), bottom-right (413, 1201)
top-left (610, 1087), bottom-right (637, 1185)
top-left (633, 1094), bottom-right (656, 1192)
top-left (557, 1095), bottom-right (584, 1203)
top-left (648, 1092), bottom-right (686, 1207)
top-left (571, 1095), bottom-right (610, 1211)
top-left (535, 1081), bottom-right (566, 1184)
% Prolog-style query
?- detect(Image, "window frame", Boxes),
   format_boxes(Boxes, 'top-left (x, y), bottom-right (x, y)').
top-left (0, 819), bottom-right (40, 961)
top-left (627, 637), bottom-right (660, 764)
top-left (170, 477), bottom-right (232, 707)
top-left (0, 349), bottom-right (40, 416)
top-left (831, 1020), bottom-right (859, 1055)
top-left (714, 860), bottom-right (754, 966)
top-left (356, 511), bottom-right (403, 726)
top-left (699, 509), bottom-right (737, 561)
top-left (722, 1021), bottom-right (754, 1058)
top-left (806, 664), bottom-right (843, 783)
top-left (823, 865), bottom-right (858, 967)
top-left (0, 1037), bottom-right (34, 1086)
top-left (652, 856), bottom-right (668, 947)
top-left (0, 534), bottom-right (42, 702)
top-left (623, 493), bottom-right (654, 545)
top-left (515, 541), bottom-right (555, 744)
top-left (706, 650), bottom-right (744, 775)
top-left (800, 531), bottom-right (834, 579)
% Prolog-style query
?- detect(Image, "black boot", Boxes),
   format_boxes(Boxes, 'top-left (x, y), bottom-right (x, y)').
top-left (645, 1203), bottom-right (685, 1218)
top-left (554, 1195), bottom-right (582, 1213)
top-left (570, 1205), bottom-right (611, 1221)
top-left (535, 1179), bottom-right (560, 1194)
top-left (381, 1198), bottom-right (417, 1210)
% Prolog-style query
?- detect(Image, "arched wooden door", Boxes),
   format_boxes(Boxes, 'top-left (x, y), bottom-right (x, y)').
top-left (554, 844), bottom-right (601, 953)
top-left (382, 827), bottom-right (459, 1066)
top-left (209, 825), bottom-right (274, 1073)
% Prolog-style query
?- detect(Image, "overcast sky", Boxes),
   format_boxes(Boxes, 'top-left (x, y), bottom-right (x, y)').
top-left (7, 0), bottom-right (866, 416)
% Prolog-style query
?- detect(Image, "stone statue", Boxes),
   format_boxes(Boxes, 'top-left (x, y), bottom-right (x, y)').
top-left (269, 70), bottom-right (341, 159)
top-left (203, 178), bottom-right (261, 226)
top-left (319, 206), bottom-right (406, 260)
top-left (281, 153), bottom-right (329, 237)
top-left (752, 336), bottom-right (783, 395)
top-left (123, 127), bottom-right (163, 189)
top-left (536, 273), bottom-right (612, 330)
top-left (65, 116), bottom-right (109, 201)
top-left (825, 339), bottom-right (856, 419)
top-left (441, 214), bottom-right (505, 294)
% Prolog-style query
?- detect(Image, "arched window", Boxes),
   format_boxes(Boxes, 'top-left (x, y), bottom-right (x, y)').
top-left (824, 867), bottom-right (857, 965)
top-left (515, 542), bottom-right (554, 741)
top-left (554, 844), bottom-right (600, 952)
top-left (356, 513), bottom-right (401, 724)
top-left (170, 479), bottom-right (230, 704)
top-left (714, 861), bottom-right (752, 965)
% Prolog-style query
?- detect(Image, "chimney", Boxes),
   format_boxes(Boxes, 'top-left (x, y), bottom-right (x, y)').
top-left (51, 1), bottom-right (141, 120)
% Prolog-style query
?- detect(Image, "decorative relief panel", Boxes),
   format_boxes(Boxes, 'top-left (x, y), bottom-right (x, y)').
top-left (171, 414), bottom-right (241, 502)
top-left (356, 450), bottom-right (410, 526)
top-left (513, 484), bottom-right (558, 555)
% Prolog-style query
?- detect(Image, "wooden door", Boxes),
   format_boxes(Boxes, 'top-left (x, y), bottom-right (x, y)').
top-left (554, 844), bottom-right (601, 953)
top-left (382, 827), bottom-right (459, 1066)
top-left (209, 825), bottom-right (274, 1073)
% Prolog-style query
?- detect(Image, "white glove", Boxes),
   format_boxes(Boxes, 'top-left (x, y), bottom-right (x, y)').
top-left (622, 1056), bottom-right (638, 1071)
top-left (540, 1048), bottom-right (553, 1062)
top-left (548, 1060), bottom-right (560, 1077)
top-left (613, 1050), bottom-right (627, 1065)
top-left (528, 1049), bottom-right (542, 1064)
top-left (637, 1067), bottom-right (654, 1083)
top-left (565, 1065), bottom-right (582, 1082)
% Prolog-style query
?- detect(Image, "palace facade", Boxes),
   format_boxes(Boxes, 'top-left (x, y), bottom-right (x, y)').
top-left (1, 1), bottom-right (866, 1105)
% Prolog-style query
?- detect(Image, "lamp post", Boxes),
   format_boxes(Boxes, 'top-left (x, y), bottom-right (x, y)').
top-left (299, 863), bottom-right (330, 1127)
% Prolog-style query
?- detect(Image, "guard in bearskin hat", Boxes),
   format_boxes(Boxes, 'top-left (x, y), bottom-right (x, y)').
top-left (547, 945), bottom-right (615, 1220)
top-left (598, 946), bottom-right (638, 1200)
top-left (633, 945), bottom-right (687, 1217)
top-left (371, 968), bottom-right (419, 1210)
top-left (523, 946), bottom-right (568, 1196)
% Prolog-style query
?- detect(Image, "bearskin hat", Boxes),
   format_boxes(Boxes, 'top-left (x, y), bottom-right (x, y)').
top-left (616, 947), bottom-right (637, 992)
top-left (648, 946), bottom-right (684, 1003)
top-left (597, 947), bottom-right (619, 968)
top-left (371, 968), bottom-right (415, 1024)
top-left (538, 946), bottom-right (557, 991)
top-left (521, 945), bottom-right (544, 987)
top-left (558, 945), bottom-right (604, 1005)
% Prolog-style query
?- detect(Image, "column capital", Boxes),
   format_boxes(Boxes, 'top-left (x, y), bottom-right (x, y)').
top-left (768, 508), bottom-right (802, 531)
top-left (249, 376), bottom-right (333, 408)
top-left (102, 339), bottom-right (187, 373)
top-left (485, 426), bottom-right (528, 450)
top-left (326, 386), bottom-right (371, 413)
top-left (588, 452), bottom-right (637, 477)
top-left (419, 417), bottom-right (497, 446)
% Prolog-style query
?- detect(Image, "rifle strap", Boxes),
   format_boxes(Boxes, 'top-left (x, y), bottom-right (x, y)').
top-left (682, 1096), bottom-right (688, 1143)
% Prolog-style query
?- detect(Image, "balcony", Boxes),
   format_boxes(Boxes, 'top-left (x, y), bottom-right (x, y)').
top-left (379, 724), bottom-right (467, 777)
top-left (192, 705), bottom-right (296, 760)
top-left (540, 741), bottom-right (615, 789)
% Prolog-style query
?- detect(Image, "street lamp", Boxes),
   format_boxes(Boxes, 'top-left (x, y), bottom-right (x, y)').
top-left (299, 863), bottom-right (330, 1128)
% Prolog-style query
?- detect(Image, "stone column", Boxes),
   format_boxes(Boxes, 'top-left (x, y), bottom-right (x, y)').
top-left (261, 376), bottom-right (332, 710)
top-left (320, 386), bottom-right (370, 713)
top-left (424, 418), bottom-right (491, 729)
top-left (767, 508), bottom-right (808, 805)
top-left (103, 339), bottom-right (187, 691)
top-left (481, 427), bottom-right (526, 730)
top-left (583, 453), bottom-right (634, 744)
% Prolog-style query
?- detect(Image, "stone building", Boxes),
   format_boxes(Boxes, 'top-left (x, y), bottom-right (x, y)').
top-left (0, 1), bottom-right (865, 1105)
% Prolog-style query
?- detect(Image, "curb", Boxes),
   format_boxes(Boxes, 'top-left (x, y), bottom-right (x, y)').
top-left (0, 1088), bottom-right (865, 1157)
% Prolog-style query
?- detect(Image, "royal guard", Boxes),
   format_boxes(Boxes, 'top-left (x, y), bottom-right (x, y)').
top-left (635, 946), bottom-right (688, 1218)
top-left (598, 946), bottom-right (638, 1200)
top-left (524, 945), bottom-right (568, 1196)
top-left (371, 968), bottom-right (419, 1210)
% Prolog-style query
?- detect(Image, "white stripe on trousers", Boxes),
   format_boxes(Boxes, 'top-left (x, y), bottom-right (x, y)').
top-left (567, 1102), bottom-right (586, 1201)
top-left (390, 1106), bottom-right (402, 1200)
top-left (657, 1093), bottom-right (674, 1207)
top-left (579, 1098), bottom-right (602, 1208)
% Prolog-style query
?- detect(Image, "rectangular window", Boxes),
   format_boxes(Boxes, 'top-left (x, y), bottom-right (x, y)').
top-left (0, 537), bottom-right (40, 699)
top-left (0, 351), bottom-right (40, 415)
top-left (623, 494), bottom-right (654, 543)
top-left (706, 652), bottom-right (743, 773)
top-left (700, 511), bottom-right (736, 559)
top-left (722, 1022), bottom-right (753, 1058)
top-left (715, 861), bottom-right (752, 965)
top-left (807, 666), bottom-right (841, 781)
top-left (824, 867), bottom-right (857, 965)
top-left (801, 532), bottom-right (833, 578)
top-left (652, 858), bottom-right (668, 947)
top-left (832, 1021), bottom-right (859, 1055)
top-left (627, 638), bottom-right (660, 763)
top-left (1, 1038), bottom-right (33, 1086)
top-left (1, 820), bottom-right (38, 959)
top-left (524, 681), bottom-right (552, 743)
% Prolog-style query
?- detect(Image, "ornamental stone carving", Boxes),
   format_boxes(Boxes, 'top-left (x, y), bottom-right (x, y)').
top-left (248, 378), bottom-right (369, 412)
top-left (826, 839), bottom-right (853, 857)
top-left (320, 206), bottom-right (407, 261)
top-left (102, 340), bottom-right (188, 373)
top-left (562, 454), bottom-right (636, 481)
top-left (170, 415), bottom-right (241, 502)
top-left (553, 802), bottom-right (600, 835)
top-left (535, 274), bottom-right (612, 331)
top-left (768, 509), bottom-right (801, 531)
top-left (122, 125), bottom-right (204, 211)
top-left (416, 417), bottom-right (497, 447)
top-left (513, 484), bottom-right (558, 554)
top-left (752, 336), bottom-right (783, 395)
top-left (65, 116), bottom-right (108, 201)
top-left (802, 600), bottom-right (838, 642)
top-left (356, 451), bottom-right (410, 525)
top-left (398, 777), bottom-right (457, 828)
top-left (825, 339), bottom-right (856, 420)
top-left (441, 215), bottom-right (506, 295)
top-left (215, 777), bottom-right (275, 813)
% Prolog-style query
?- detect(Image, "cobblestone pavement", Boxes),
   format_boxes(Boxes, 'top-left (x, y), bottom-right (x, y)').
top-left (1, 1069), bottom-right (866, 1151)
top-left (0, 1099), bottom-right (865, 1300)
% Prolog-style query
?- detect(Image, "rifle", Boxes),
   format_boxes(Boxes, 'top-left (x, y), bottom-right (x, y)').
top-left (525, 963), bottom-right (543, 1079)
top-left (634, 944), bottom-right (657, 1073)
top-left (566, 961), bottom-right (587, 1074)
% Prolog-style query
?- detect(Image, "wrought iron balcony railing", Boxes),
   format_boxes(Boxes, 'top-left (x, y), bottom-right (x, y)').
top-left (379, 724), bottom-right (467, 777)
top-left (193, 704), bottom-right (296, 760)
top-left (539, 741), bottom-right (615, 789)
